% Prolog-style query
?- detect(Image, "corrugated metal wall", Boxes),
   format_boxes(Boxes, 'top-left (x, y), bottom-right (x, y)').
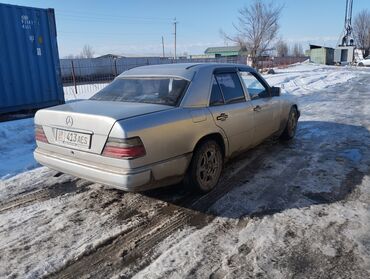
top-left (60, 57), bottom-right (167, 78)
top-left (310, 48), bottom-right (334, 65)
top-left (0, 3), bottom-right (64, 114)
top-left (59, 56), bottom-right (244, 79)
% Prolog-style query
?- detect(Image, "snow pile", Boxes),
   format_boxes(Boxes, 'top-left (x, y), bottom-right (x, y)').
top-left (265, 64), bottom-right (357, 95)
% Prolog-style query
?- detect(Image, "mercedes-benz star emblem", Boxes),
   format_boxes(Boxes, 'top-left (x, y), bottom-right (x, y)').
top-left (66, 116), bottom-right (73, 126)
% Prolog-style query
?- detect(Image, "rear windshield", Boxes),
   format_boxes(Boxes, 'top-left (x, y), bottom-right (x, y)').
top-left (90, 77), bottom-right (189, 106)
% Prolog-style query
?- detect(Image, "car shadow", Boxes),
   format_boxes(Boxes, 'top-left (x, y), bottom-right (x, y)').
top-left (142, 121), bottom-right (370, 220)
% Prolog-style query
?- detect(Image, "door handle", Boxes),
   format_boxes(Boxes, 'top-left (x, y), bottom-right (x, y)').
top-left (216, 113), bottom-right (228, 121)
top-left (253, 105), bottom-right (262, 112)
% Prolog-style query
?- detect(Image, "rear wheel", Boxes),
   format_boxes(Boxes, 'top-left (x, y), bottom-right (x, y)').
top-left (184, 140), bottom-right (223, 193)
top-left (280, 107), bottom-right (298, 140)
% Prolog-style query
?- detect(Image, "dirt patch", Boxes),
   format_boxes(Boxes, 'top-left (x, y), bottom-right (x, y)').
top-left (0, 178), bottom-right (91, 213)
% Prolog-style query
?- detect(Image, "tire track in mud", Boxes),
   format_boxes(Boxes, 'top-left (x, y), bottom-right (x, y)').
top-left (47, 204), bottom-right (194, 279)
top-left (0, 178), bottom-right (93, 213)
top-left (47, 141), bottom-right (288, 279)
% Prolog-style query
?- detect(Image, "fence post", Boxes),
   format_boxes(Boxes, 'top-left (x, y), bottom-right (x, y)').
top-left (71, 60), bottom-right (77, 95)
top-left (114, 58), bottom-right (118, 77)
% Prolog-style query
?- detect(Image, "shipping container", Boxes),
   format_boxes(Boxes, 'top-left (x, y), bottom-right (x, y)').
top-left (309, 45), bottom-right (334, 65)
top-left (0, 3), bottom-right (64, 114)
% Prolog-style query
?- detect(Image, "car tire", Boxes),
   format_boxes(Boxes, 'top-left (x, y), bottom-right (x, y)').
top-left (184, 140), bottom-right (223, 193)
top-left (280, 107), bottom-right (298, 140)
top-left (358, 62), bottom-right (364, 67)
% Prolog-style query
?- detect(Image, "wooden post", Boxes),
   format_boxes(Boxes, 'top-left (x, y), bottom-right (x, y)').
top-left (71, 60), bottom-right (77, 95)
top-left (114, 58), bottom-right (118, 77)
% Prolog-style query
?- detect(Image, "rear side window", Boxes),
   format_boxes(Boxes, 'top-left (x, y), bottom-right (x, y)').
top-left (210, 77), bottom-right (224, 106)
top-left (214, 73), bottom-right (245, 104)
top-left (90, 78), bottom-right (189, 106)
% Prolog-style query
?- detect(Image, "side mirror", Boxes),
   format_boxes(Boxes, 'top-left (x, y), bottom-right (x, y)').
top-left (271, 86), bottom-right (281, 97)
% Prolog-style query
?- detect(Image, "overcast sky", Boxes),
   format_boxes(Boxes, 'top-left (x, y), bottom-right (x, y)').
top-left (3, 0), bottom-right (370, 57)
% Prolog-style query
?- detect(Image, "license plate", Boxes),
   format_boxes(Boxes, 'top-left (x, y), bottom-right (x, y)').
top-left (56, 129), bottom-right (91, 148)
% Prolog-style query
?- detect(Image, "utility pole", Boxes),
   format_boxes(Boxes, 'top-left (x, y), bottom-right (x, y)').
top-left (173, 18), bottom-right (178, 60)
top-left (162, 36), bottom-right (165, 58)
top-left (340, 0), bottom-right (354, 46)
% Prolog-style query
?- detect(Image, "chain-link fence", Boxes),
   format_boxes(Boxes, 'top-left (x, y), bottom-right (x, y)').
top-left (61, 56), bottom-right (242, 97)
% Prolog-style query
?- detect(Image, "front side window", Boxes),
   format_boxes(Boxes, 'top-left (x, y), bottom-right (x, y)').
top-left (90, 77), bottom-right (189, 106)
top-left (240, 72), bottom-right (269, 100)
top-left (214, 72), bottom-right (245, 104)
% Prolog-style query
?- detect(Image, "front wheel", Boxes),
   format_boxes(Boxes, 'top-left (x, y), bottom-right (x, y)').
top-left (280, 107), bottom-right (298, 140)
top-left (184, 140), bottom-right (223, 193)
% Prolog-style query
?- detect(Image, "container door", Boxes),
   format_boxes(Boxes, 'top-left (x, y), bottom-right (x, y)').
top-left (0, 4), bottom-right (63, 113)
top-left (341, 49), bottom-right (348, 62)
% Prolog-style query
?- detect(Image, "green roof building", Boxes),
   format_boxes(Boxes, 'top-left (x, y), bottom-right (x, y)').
top-left (204, 46), bottom-right (246, 57)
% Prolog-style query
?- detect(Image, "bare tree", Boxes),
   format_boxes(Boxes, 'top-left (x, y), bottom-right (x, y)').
top-left (276, 39), bottom-right (289, 57)
top-left (222, 0), bottom-right (283, 68)
top-left (80, 44), bottom-right (95, 58)
top-left (353, 9), bottom-right (370, 57)
top-left (292, 43), bottom-right (303, 57)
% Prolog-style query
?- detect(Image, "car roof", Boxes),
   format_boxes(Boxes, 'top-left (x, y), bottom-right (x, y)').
top-left (118, 63), bottom-right (255, 81)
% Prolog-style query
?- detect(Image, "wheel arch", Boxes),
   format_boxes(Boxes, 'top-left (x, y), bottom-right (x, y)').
top-left (184, 132), bottom-right (226, 192)
top-left (193, 133), bottom-right (227, 159)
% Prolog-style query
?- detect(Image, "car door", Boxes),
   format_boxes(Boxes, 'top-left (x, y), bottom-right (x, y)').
top-left (365, 57), bottom-right (370, 66)
top-left (208, 71), bottom-right (255, 154)
top-left (239, 71), bottom-right (281, 145)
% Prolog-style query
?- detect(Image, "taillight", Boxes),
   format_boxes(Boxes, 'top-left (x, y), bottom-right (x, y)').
top-left (35, 125), bottom-right (48, 143)
top-left (102, 137), bottom-right (146, 159)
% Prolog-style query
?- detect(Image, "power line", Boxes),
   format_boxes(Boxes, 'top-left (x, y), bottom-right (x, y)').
top-left (56, 10), bottom-right (172, 21)
top-left (56, 14), bottom-right (169, 25)
top-left (59, 31), bottom-right (171, 37)
top-left (173, 18), bottom-right (178, 60)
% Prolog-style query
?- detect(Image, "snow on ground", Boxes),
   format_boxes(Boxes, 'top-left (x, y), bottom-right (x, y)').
top-left (1, 62), bottom-right (370, 278)
top-left (266, 64), bottom-right (358, 94)
top-left (0, 118), bottom-right (39, 179)
top-left (0, 83), bottom-right (108, 179)
top-left (130, 65), bottom-right (370, 278)
top-left (0, 180), bottom-right (153, 278)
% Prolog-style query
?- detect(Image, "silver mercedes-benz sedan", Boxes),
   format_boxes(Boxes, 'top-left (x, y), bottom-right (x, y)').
top-left (34, 63), bottom-right (299, 192)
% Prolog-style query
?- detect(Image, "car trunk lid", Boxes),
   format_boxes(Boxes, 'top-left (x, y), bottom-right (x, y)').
top-left (35, 100), bottom-right (172, 154)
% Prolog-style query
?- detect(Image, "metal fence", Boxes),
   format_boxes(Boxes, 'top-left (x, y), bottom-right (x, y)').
top-left (257, 56), bottom-right (308, 69)
top-left (61, 56), bottom-right (307, 96)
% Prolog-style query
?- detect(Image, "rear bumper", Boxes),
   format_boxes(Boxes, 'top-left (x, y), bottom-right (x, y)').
top-left (34, 148), bottom-right (190, 191)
